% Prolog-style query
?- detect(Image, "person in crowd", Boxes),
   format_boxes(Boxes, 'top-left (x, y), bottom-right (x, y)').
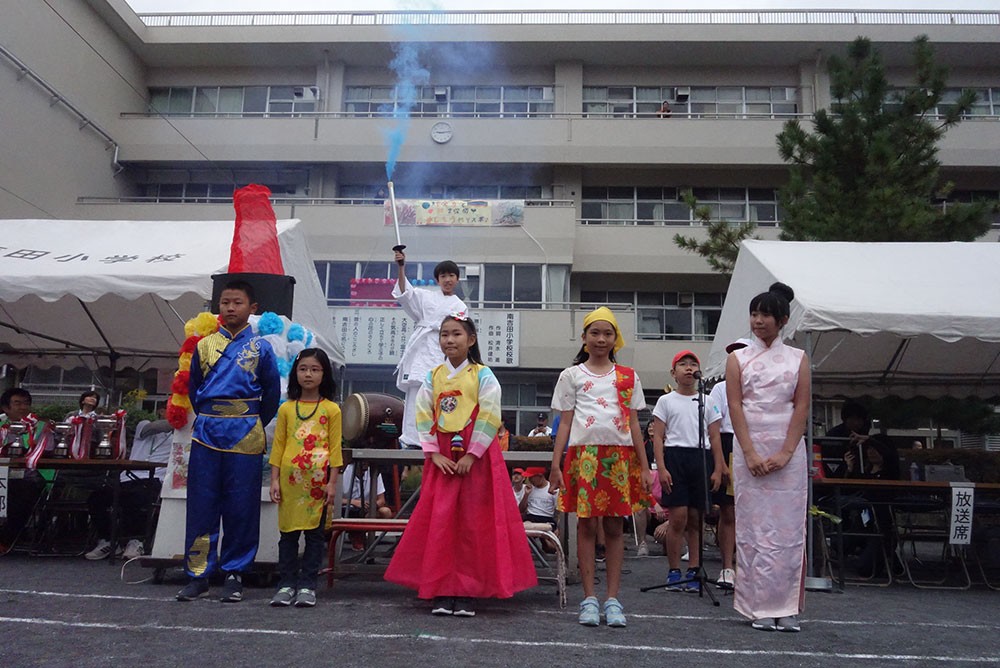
top-left (548, 307), bottom-right (652, 628)
top-left (176, 280), bottom-right (280, 603)
top-left (341, 462), bottom-right (393, 550)
top-left (727, 282), bottom-right (810, 633)
top-left (511, 468), bottom-right (529, 514)
top-left (497, 418), bottom-right (511, 452)
top-left (0, 388), bottom-right (47, 553)
top-left (652, 351), bottom-right (724, 594)
top-left (385, 312), bottom-right (536, 617)
top-left (528, 413), bottom-right (553, 437)
top-left (632, 422), bottom-right (657, 557)
top-left (844, 437), bottom-right (901, 579)
top-left (707, 338), bottom-right (751, 589)
top-left (67, 391), bottom-right (100, 420)
top-left (85, 407), bottom-right (171, 560)
top-left (268, 348), bottom-right (341, 608)
top-left (392, 249), bottom-right (467, 451)
top-left (657, 101), bottom-right (673, 118)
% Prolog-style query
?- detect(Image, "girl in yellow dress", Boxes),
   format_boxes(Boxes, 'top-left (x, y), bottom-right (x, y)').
top-left (268, 348), bottom-right (342, 608)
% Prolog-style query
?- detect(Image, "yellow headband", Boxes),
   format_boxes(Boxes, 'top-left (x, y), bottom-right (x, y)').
top-left (582, 306), bottom-right (625, 353)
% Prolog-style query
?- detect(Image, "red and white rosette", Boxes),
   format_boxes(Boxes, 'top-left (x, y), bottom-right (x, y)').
top-left (69, 414), bottom-right (94, 459)
top-left (111, 410), bottom-right (128, 459)
top-left (22, 414), bottom-right (53, 471)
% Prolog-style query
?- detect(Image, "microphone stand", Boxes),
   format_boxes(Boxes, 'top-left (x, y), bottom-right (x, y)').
top-left (641, 373), bottom-right (720, 606)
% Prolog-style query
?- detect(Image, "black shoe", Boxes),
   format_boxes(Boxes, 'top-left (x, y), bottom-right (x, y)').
top-left (595, 545), bottom-right (606, 563)
top-left (176, 579), bottom-right (210, 601)
top-left (452, 597), bottom-right (476, 617)
top-left (431, 597), bottom-right (454, 615)
top-left (220, 573), bottom-right (243, 603)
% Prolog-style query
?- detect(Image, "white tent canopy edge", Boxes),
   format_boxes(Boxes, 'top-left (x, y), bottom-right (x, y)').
top-left (0, 218), bottom-right (345, 372)
top-left (706, 240), bottom-right (1000, 399)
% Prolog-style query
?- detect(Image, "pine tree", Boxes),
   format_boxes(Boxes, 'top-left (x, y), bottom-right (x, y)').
top-left (672, 190), bottom-right (758, 277)
top-left (777, 36), bottom-right (993, 242)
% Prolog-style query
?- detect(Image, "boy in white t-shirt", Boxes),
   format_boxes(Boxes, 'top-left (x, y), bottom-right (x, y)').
top-left (652, 350), bottom-right (724, 593)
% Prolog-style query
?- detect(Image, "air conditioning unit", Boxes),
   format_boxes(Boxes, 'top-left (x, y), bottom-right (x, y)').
top-left (293, 86), bottom-right (320, 101)
top-left (434, 86), bottom-right (448, 101)
top-left (462, 264), bottom-right (480, 279)
top-left (678, 292), bottom-right (695, 307)
top-left (675, 86), bottom-right (691, 102)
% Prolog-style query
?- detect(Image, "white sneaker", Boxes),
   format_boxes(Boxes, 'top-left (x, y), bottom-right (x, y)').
top-left (681, 549), bottom-right (690, 561)
top-left (636, 542), bottom-right (650, 557)
top-left (716, 568), bottom-right (736, 589)
top-left (85, 539), bottom-right (112, 560)
top-left (122, 539), bottom-right (144, 560)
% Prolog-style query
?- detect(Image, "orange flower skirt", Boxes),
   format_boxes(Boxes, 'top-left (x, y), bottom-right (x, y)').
top-left (557, 444), bottom-right (653, 518)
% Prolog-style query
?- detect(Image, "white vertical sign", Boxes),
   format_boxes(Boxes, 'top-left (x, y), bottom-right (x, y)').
top-left (949, 483), bottom-right (974, 545)
top-left (0, 466), bottom-right (8, 519)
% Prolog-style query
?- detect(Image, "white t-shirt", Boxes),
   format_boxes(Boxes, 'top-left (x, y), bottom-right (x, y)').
top-left (651, 391), bottom-right (721, 449)
top-left (708, 381), bottom-right (733, 434)
top-left (524, 483), bottom-right (558, 518)
top-left (513, 484), bottom-right (529, 506)
top-left (342, 464), bottom-right (386, 499)
top-left (551, 363), bottom-right (646, 447)
top-left (528, 425), bottom-right (552, 437)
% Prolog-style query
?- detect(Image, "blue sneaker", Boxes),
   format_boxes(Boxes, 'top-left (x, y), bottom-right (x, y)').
top-left (578, 596), bottom-right (600, 626)
top-left (665, 568), bottom-right (684, 592)
top-left (683, 568), bottom-right (701, 593)
top-left (603, 597), bottom-right (626, 627)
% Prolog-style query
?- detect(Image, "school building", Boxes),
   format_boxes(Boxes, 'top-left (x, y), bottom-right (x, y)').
top-left (1, 2), bottom-right (998, 432)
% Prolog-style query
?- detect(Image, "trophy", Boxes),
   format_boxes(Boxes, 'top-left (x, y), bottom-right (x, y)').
top-left (91, 416), bottom-right (118, 459)
top-left (51, 422), bottom-right (74, 459)
top-left (3, 422), bottom-right (28, 458)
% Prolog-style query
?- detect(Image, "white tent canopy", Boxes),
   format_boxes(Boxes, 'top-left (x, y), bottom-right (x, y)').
top-left (0, 218), bottom-right (344, 372)
top-left (706, 240), bottom-right (1000, 399)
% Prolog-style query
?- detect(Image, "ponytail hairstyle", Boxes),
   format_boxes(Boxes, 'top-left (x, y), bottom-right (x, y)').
top-left (287, 348), bottom-right (337, 401)
top-left (441, 313), bottom-right (483, 365)
top-left (748, 281), bottom-right (794, 324)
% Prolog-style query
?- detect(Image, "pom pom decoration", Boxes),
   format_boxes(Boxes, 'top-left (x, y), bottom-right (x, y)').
top-left (276, 358), bottom-right (293, 378)
top-left (286, 323), bottom-right (306, 342)
top-left (171, 393), bottom-right (192, 410)
top-left (257, 311), bottom-right (284, 336)
top-left (262, 334), bottom-right (288, 361)
top-left (166, 402), bottom-right (189, 429)
top-left (192, 311), bottom-right (220, 337)
top-left (179, 335), bottom-right (201, 355)
top-left (286, 340), bottom-right (305, 361)
top-left (171, 370), bottom-right (191, 395)
top-left (178, 352), bottom-right (193, 373)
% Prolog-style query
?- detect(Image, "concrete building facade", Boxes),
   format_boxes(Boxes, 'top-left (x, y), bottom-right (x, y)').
top-left (1, 2), bottom-right (998, 430)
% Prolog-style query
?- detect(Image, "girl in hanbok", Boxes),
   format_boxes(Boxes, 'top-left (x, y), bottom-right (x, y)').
top-left (268, 348), bottom-right (342, 608)
top-left (548, 307), bottom-right (652, 628)
top-left (385, 312), bottom-right (536, 617)
top-left (726, 282), bottom-right (811, 632)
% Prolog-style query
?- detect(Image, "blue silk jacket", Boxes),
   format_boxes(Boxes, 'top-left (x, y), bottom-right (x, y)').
top-left (188, 324), bottom-right (280, 454)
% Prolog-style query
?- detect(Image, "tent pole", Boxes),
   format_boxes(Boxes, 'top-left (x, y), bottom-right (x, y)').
top-left (804, 330), bottom-right (833, 592)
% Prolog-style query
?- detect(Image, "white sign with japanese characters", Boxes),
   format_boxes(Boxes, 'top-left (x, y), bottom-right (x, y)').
top-left (331, 308), bottom-right (520, 367)
top-left (949, 483), bottom-right (975, 545)
top-left (0, 466), bottom-right (8, 519)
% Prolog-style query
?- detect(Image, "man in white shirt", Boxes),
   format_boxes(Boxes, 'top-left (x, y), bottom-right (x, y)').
top-left (527, 413), bottom-right (552, 437)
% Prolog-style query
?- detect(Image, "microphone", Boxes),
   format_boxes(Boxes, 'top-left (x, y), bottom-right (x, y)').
top-left (692, 371), bottom-right (702, 380)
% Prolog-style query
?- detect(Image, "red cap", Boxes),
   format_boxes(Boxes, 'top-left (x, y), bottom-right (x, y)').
top-left (512, 467), bottom-right (526, 475)
top-left (672, 350), bottom-right (700, 367)
top-left (523, 467), bottom-right (547, 478)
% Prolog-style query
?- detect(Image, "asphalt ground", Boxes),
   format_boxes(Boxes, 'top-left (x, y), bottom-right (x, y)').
top-left (2, 543), bottom-right (998, 668)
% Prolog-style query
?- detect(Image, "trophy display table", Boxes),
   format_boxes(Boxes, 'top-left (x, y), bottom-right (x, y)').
top-left (0, 458), bottom-right (164, 560)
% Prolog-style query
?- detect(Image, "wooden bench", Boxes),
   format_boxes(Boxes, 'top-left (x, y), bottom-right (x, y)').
top-left (323, 517), bottom-right (566, 607)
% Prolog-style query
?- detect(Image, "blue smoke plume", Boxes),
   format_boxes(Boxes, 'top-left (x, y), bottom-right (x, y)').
top-left (385, 43), bottom-right (430, 181)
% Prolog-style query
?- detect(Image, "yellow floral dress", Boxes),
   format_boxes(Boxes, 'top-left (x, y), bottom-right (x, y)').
top-left (268, 399), bottom-right (343, 532)
top-left (551, 363), bottom-right (653, 518)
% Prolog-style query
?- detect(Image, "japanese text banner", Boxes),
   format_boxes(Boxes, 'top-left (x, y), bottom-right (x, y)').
top-left (384, 200), bottom-right (524, 227)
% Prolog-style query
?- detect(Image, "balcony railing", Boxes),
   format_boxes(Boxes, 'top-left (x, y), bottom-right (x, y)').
top-left (76, 196), bottom-right (574, 207)
top-left (138, 10), bottom-right (1000, 28)
top-left (119, 110), bottom-right (810, 121)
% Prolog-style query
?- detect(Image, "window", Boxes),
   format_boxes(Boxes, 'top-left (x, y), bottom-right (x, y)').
top-left (342, 85), bottom-right (554, 117)
top-left (340, 184), bottom-right (548, 201)
top-left (584, 86), bottom-right (798, 118)
top-left (581, 186), bottom-right (781, 226)
top-left (148, 85), bottom-right (318, 115)
top-left (585, 291), bottom-right (725, 341)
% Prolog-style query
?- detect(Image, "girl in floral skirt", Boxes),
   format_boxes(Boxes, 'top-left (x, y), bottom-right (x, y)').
top-left (548, 307), bottom-right (652, 628)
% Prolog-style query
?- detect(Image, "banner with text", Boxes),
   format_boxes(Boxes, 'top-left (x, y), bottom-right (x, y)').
top-left (384, 199), bottom-right (524, 227)
top-left (332, 308), bottom-right (519, 367)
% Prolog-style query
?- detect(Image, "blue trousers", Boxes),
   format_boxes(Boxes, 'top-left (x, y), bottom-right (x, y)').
top-left (184, 442), bottom-right (262, 578)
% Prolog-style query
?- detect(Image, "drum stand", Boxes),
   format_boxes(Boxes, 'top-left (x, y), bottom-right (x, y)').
top-left (641, 376), bottom-right (720, 606)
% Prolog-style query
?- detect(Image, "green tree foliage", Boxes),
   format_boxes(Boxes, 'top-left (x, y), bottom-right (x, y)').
top-left (777, 36), bottom-right (993, 242)
top-left (672, 190), bottom-right (758, 276)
